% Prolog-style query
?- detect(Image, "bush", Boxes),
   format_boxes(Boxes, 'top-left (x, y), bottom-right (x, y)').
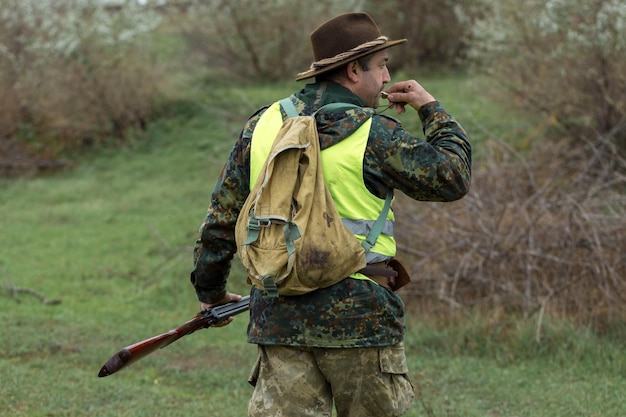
top-left (395, 136), bottom-right (626, 334)
top-left (363, 0), bottom-right (487, 71)
top-left (170, 0), bottom-right (363, 82)
top-left (468, 0), bottom-right (626, 154)
top-left (0, 0), bottom-right (166, 172)
top-left (169, 0), bottom-right (485, 81)
top-left (419, 0), bottom-right (626, 333)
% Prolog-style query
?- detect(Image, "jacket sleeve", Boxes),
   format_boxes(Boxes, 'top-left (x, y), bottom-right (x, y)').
top-left (190, 113), bottom-right (260, 303)
top-left (367, 101), bottom-right (471, 202)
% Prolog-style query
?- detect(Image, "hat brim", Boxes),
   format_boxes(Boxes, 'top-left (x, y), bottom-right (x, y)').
top-left (295, 39), bottom-right (407, 81)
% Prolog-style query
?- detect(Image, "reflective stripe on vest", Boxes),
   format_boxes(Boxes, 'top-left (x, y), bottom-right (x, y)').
top-left (250, 101), bottom-right (396, 265)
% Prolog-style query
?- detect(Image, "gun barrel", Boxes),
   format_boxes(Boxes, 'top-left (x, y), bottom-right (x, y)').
top-left (210, 295), bottom-right (251, 318)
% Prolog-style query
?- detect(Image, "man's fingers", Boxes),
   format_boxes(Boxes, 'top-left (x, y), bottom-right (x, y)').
top-left (212, 316), bottom-right (235, 328)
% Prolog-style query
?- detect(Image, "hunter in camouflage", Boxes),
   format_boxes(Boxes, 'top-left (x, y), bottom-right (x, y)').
top-left (190, 12), bottom-right (471, 417)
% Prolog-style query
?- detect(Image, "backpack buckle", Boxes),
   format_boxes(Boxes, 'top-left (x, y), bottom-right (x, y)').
top-left (243, 211), bottom-right (272, 245)
top-left (248, 217), bottom-right (272, 229)
top-left (261, 276), bottom-right (279, 298)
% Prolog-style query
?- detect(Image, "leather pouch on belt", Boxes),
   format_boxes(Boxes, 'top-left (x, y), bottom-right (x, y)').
top-left (388, 258), bottom-right (411, 291)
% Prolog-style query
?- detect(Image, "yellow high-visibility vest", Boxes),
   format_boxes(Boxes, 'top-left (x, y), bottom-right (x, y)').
top-left (250, 101), bottom-right (396, 276)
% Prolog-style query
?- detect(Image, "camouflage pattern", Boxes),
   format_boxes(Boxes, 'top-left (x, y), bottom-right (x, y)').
top-left (248, 343), bottom-right (414, 417)
top-left (247, 279), bottom-right (405, 347)
top-left (190, 80), bottom-right (471, 347)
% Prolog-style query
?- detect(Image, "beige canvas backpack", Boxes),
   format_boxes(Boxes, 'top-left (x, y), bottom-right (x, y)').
top-left (235, 98), bottom-right (391, 297)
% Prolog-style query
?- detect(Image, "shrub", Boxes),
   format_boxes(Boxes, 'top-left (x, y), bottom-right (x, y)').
top-left (468, 0), bottom-right (626, 154)
top-left (395, 136), bottom-right (626, 334)
top-left (0, 0), bottom-right (166, 171)
top-left (363, 0), bottom-right (487, 71)
top-left (415, 0), bottom-right (626, 333)
top-left (171, 0), bottom-right (486, 81)
top-left (171, 0), bottom-right (363, 82)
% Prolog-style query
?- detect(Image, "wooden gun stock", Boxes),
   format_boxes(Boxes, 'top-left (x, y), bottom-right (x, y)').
top-left (98, 295), bottom-right (250, 377)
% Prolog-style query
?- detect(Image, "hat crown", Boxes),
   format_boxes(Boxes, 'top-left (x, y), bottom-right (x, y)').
top-left (295, 12), bottom-right (406, 81)
top-left (311, 13), bottom-right (383, 61)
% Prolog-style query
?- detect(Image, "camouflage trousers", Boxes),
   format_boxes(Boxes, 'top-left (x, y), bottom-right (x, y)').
top-left (247, 343), bottom-right (415, 417)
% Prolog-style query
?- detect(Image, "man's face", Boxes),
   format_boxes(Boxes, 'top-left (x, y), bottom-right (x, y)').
top-left (356, 50), bottom-right (391, 108)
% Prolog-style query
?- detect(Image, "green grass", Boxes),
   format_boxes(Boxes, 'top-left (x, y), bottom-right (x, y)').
top-left (1, 76), bottom-right (624, 416)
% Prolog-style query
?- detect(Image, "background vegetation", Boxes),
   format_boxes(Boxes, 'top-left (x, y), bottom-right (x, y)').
top-left (1, 0), bottom-right (625, 415)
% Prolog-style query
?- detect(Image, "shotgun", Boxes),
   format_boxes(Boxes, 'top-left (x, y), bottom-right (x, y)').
top-left (98, 295), bottom-right (250, 377)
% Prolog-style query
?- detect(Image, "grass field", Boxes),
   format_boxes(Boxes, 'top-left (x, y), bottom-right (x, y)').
top-left (1, 76), bottom-right (625, 416)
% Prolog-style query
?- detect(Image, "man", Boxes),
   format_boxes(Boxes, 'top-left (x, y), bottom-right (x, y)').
top-left (190, 12), bottom-right (471, 417)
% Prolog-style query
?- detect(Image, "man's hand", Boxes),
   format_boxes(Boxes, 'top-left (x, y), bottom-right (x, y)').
top-left (384, 80), bottom-right (436, 114)
top-left (200, 292), bottom-right (243, 327)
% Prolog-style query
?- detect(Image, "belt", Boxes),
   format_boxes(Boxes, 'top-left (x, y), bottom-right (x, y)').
top-left (358, 262), bottom-right (398, 290)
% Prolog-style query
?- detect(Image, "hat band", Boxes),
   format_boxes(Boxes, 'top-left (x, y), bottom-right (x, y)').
top-left (298, 36), bottom-right (389, 77)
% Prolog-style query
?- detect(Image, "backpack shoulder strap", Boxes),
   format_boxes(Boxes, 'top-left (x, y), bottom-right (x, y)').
top-left (280, 97), bottom-right (362, 119)
top-left (360, 191), bottom-right (393, 252)
top-left (279, 97), bottom-right (299, 118)
top-left (314, 102), bottom-right (360, 115)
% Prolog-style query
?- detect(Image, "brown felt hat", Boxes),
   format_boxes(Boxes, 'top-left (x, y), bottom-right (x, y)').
top-left (295, 13), bottom-right (407, 81)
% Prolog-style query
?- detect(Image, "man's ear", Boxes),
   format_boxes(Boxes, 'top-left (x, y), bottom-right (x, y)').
top-left (346, 61), bottom-right (360, 82)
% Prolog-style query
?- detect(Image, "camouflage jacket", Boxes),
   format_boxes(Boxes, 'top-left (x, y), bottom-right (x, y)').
top-left (191, 81), bottom-right (471, 347)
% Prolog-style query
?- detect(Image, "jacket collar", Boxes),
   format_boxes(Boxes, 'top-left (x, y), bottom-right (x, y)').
top-left (296, 82), bottom-right (366, 112)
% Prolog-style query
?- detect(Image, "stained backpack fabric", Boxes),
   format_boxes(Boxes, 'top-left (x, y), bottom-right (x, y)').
top-left (235, 98), bottom-right (391, 297)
